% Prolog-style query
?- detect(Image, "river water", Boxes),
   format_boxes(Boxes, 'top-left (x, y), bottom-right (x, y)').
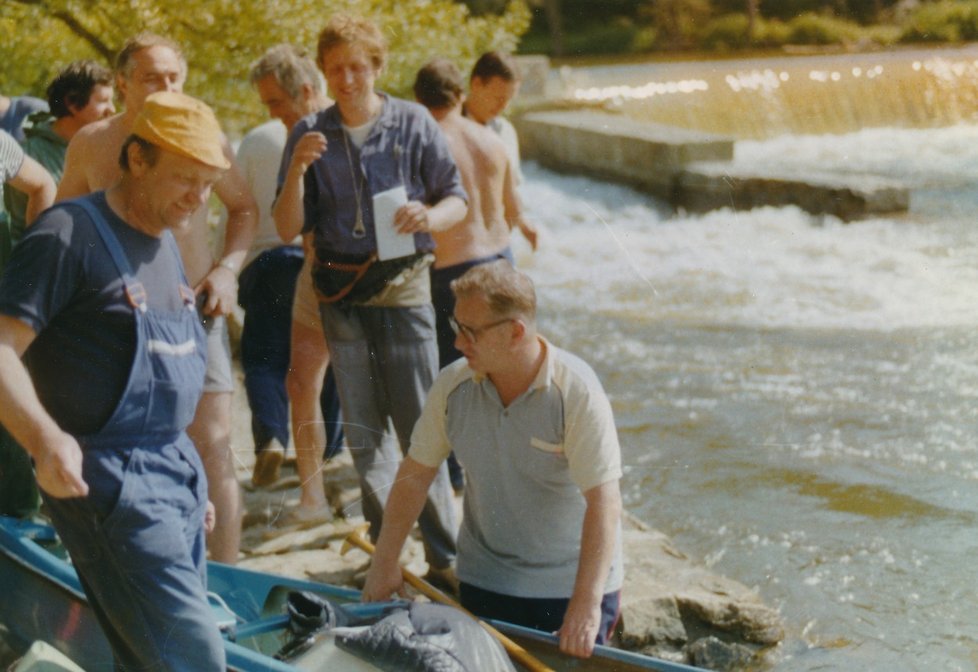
top-left (515, 47), bottom-right (978, 671)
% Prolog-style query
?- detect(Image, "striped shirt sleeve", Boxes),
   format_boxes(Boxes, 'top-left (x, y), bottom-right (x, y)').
top-left (0, 130), bottom-right (25, 183)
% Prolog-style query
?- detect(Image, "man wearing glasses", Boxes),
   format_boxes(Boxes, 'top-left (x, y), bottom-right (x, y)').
top-left (362, 260), bottom-right (624, 660)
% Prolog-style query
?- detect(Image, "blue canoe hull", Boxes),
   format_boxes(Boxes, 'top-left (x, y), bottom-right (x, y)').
top-left (0, 516), bottom-right (703, 672)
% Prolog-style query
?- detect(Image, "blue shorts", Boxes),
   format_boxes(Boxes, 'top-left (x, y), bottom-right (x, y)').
top-left (459, 582), bottom-right (621, 644)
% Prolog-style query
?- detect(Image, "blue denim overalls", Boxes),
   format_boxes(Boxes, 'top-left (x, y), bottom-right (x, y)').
top-left (41, 196), bottom-right (225, 671)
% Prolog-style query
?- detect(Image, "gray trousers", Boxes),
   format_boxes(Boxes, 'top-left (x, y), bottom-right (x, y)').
top-left (320, 301), bottom-right (457, 569)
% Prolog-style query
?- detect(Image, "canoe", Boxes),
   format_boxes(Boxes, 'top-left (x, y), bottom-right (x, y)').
top-left (0, 516), bottom-right (703, 672)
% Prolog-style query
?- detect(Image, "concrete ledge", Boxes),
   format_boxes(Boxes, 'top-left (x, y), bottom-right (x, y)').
top-left (515, 110), bottom-right (734, 200)
top-left (678, 161), bottom-right (910, 221)
top-left (514, 109), bottom-right (910, 221)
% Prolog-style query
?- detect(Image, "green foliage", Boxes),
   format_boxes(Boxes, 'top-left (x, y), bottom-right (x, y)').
top-left (639, 0), bottom-right (713, 49)
top-left (899, 1), bottom-right (978, 42)
top-left (784, 11), bottom-right (862, 45)
top-left (0, 0), bottom-right (530, 135)
top-left (698, 13), bottom-right (752, 50)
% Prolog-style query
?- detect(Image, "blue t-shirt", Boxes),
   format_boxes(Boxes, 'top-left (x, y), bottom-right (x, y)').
top-left (0, 193), bottom-right (187, 435)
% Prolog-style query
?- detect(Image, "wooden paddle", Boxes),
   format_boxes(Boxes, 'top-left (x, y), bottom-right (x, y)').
top-left (341, 525), bottom-right (555, 672)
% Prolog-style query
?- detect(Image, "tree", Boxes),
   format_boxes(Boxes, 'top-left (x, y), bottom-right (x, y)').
top-left (640, 0), bottom-right (713, 49)
top-left (747, 0), bottom-right (759, 40)
top-left (1, 0), bottom-right (530, 134)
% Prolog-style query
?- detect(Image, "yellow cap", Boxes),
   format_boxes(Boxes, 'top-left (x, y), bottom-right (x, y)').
top-left (131, 91), bottom-right (230, 170)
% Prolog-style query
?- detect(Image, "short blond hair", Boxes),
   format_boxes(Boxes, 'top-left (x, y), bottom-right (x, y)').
top-left (316, 14), bottom-right (387, 72)
top-left (451, 261), bottom-right (536, 322)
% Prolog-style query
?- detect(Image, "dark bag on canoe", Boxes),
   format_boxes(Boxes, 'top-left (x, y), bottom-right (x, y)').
top-left (312, 250), bottom-right (425, 306)
top-left (275, 591), bottom-right (354, 660)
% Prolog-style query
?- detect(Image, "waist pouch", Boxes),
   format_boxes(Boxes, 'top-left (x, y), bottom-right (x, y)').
top-left (312, 250), bottom-right (424, 307)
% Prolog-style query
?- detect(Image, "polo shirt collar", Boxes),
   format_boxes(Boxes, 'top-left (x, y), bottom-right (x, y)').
top-left (472, 336), bottom-right (553, 393)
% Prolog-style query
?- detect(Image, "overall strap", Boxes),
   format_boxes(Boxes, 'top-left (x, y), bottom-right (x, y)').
top-left (161, 229), bottom-right (197, 309)
top-left (69, 196), bottom-right (148, 314)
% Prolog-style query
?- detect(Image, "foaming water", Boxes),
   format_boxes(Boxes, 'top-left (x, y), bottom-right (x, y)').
top-left (517, 123), bottom-right (978, 670)
top-left (519, 125), bottom-right (978, 332)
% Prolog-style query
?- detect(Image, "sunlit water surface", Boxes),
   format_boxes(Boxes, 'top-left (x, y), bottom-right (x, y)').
top-left (515, 118), bottom-right (978, 671)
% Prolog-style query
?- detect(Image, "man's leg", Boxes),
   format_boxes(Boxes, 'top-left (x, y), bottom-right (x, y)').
top-left (188, 390), bottom-right (240, 563)
top-left (320, 304), bottom-right (400, 540)
top-left (378, 304), bottom-right (457, 570)
top-left (44, 442), bottom-right (225, 671)
top-left (287, 319), bottom-right (329, 512)
top-left (239, 248), bottom-right (303, 487)
top-left (188, 316), bottom-right (241, 564)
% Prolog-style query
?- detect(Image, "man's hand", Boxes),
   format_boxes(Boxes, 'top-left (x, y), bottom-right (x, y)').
top-left (34, 432), bottom-right (88, 499)
top-left (195, 264), bottom-right (237, 317)
top-left (361, 560), bottom-right (408, 603)
top-left (516, 216), bottom-right (538, 251)
top-left (556, 595), bottom-right (601, 658)
top-left (290, 132), bottom-right (327, 177)
top-left (204, 501), bottom-right (217, 533)
top-left (394, 200), bottom-right (431, 234)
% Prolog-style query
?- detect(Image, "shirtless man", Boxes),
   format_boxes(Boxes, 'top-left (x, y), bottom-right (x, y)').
top-left (57, 32), bottom-right (258, 564)
top-left (463, 51), bottom-right (537, 256)
top-left (414, 58), bottom-right (533, 370)
top-left (414, 58), bottom-right (535, 492)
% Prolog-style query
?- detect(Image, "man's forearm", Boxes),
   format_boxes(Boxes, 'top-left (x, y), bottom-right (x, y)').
top-left (425, 195), bottom-right (467, 233)
top-left (372, 457), bottom-right (439, 569)
top-left (0, 321), bottom-right (88, 499)
top-left (273, 168), bottom-right (306, 243)
top-left (572, 480), bottom-right (622, 607)
top-left (361, 457), bottom-right (441, 602)
top-left (0, 318), bottom-right (55, 458)
top-left (217, 208), bottom-right (257, 273)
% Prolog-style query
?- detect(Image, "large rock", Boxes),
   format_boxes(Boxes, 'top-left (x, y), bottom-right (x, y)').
top-left (618, 518), bottom-right (783, 669)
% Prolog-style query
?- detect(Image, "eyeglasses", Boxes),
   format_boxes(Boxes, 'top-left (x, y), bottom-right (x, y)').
top-left (449, 315), bottom-right (513, 342)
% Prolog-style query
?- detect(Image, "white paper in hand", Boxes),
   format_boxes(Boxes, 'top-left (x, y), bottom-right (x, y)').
top-left (372, 185), bottom-right (414, 261)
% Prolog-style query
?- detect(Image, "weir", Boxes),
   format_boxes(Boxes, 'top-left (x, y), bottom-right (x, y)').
top-left (514, 47), bottom-right (978, 220)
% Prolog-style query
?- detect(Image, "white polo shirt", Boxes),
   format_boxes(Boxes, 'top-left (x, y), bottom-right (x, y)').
top-left (410, 337), bottom-right (624, 598)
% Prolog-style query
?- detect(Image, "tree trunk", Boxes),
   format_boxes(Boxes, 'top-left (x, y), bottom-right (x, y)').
top-left (544, 0), bottom-right (564, 57)
top-left (746, 0), bottom-right (758, 42)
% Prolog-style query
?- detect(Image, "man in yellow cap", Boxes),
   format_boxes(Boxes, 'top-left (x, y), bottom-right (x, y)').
top-left (58, 33), bottom-right (256, 565)
top-left (0, 91), bottom-right (230, 671)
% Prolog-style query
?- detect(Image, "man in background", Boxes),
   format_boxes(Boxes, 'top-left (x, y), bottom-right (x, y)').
top-left (6, 60), bottom-right (115, 242)
top-left (240, 44), bottom-right (342, 526)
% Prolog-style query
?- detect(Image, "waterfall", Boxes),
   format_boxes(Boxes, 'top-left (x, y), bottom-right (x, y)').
top-left (562, 47), bottom-right (978, 139)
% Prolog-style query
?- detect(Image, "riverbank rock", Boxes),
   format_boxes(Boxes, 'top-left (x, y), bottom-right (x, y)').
top-left (228, 363), bottom-right (783, 670)
top-left (618, 518), bottom-right (783, 667)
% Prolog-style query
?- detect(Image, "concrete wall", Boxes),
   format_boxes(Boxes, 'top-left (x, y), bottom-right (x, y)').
top-left (514, 109), bottom-right (909, 220)
top-left (514, 110), bottom-right (734, 201)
